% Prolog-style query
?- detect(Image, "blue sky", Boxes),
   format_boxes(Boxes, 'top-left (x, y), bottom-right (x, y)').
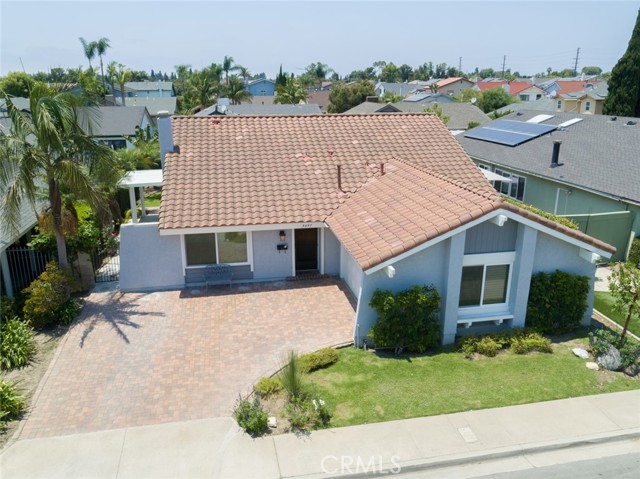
top-left (1, 1), bottom-right (638, 78)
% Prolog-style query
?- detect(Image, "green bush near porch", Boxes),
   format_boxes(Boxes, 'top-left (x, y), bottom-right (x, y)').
top-left (308, 338), bottom-right (640, 428)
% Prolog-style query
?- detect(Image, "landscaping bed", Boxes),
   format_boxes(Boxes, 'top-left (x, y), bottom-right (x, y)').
top-left (305, 333), bottom-right (640, 428)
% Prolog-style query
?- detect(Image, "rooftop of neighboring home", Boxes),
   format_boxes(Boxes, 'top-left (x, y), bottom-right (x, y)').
top-left (552, 79), bottom-right (603, 95)
top-left (495, 98), bottom-right (556, 114)
top-left (194, 103), bottom-right (321, 116)
top-left (374, 82), bottom-right (423, 97)
top-left (122, 81), bottom-right (175, 92)
top-left (475, 81), bottom-right (543, 95)
top-left (77, 106), bottom-right (150, 137)
top-left (159, 114), bottom-right (613, 269)
top-left (435, 77), bottom-right (473, 88)
top-left (401, 92), bottom-right (454, 103)
top-left (116, 96), bottom-right (178, 115)
top-left (343, 100), bottom-right (490, 130)
top-left (247, 78), bottom-right (275, 86)
top-left (306, 90), bottom-right (331, 112)
top-left (558, 82), bottom-right (608, 100)
top-left (457, 111), bottom-right (640, 205)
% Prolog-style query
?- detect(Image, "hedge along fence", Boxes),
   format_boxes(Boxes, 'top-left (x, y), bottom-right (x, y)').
top-left (526, 270), bottom-right (590, 334)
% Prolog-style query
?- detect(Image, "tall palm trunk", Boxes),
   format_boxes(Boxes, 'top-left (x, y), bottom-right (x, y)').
top-left (48, 176), bottom-right (68, 268)
top-left (99, 56), bottom-right (106, 90)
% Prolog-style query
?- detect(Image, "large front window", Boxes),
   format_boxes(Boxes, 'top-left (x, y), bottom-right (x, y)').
top-left (185, 232), bottom-right (248, 266)
top-left (459, 253), bottom-right (514, 309)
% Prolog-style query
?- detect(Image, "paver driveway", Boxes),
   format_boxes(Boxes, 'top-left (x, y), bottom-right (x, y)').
top-left (19, 278), bottom-right (356, 439)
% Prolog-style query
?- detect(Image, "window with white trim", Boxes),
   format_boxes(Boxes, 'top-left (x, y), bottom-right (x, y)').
top-left (494, 169), bottom-right (525, 201)
top-left (185, 232), bottom-right (249, 266)
top-left (584, 101), bottom-right (591, 112)
top-left (477, 163), bottom-right (490, 170)
top-left (557, 100), bottom-right (562, 109)
top-left (458, 252), bottom-right (515, 309)
top-left (519, 94), bottom-right (529, 101)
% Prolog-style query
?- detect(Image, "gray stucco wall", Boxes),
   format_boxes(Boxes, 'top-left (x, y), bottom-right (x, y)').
top-left (252, 229), bottom-right (293, 280)
top-left (324, 228), bottom-right (340, 275)
top-left (532, 232), bottom-right (597, 325)
top-left (465, 220), bottom-right (517, 254)
top-left (355, 240), bottom-right (448, 345)
top-left (120, 223), bottom-right (184, 291)
top-left (340, 245), bottom-right (363, 298)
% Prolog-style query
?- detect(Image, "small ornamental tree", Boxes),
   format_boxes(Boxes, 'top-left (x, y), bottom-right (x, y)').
top-left (609, 262), bottom-right (640, 341)
top-left (368, 285), bottom-right (441, 353)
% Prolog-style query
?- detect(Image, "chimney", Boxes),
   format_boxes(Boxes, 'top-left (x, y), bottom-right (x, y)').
top-left (366, 96), bottom-right (379, 103)
top-left (157, 110), bottom-right (173, 169)
top-left (551, 141), bottom-right (562, 167)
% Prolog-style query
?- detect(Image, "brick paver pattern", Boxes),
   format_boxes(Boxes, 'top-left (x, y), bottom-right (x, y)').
top-left (20, 278), bottom-right (356, 439)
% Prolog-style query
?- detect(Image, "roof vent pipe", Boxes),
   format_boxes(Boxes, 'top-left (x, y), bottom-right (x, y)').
top-left (551, 141), bottom-right (562, 168)
top-left (380, 163), bottom-right (385, 175)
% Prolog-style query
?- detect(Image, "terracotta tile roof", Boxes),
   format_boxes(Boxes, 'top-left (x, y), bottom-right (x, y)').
top-left (326, 159), bottom-right (503, 270)
top-left (436, 77), bottom-right (467, 88)
top-left (475, 81), bottom-right (508, 92)
top-left (555, 80), bottom-right (602, 95)
top-left (160, 113), bottom-right (614, 269)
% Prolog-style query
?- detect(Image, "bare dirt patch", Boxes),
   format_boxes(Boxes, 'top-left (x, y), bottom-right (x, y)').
top-left (0, 324), bottom-right (67, 449)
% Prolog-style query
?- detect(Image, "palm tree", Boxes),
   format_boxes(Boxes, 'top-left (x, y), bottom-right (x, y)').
top-left (222, 55), bottom-right (238, 85)
top-left (115, 64), bottom-right (131, 106)
top-left (106, 61), bottom-right (118, 101)
top-left (79, 37), bottom-right (96, 69)
top-left (94, 37), bottom-right (110, 90)
top-left (174, 64), bottom-right (191, 96)
top-left (189, 69), bottom-right (218, 110)
top-left (224, 75), bottom-right (252, 105)
top-left (0, 83), bottom-right (120, 268)
top-left (238, 66), bottom-right (251, 83)
top-left (274, 77), bottom-right (307, 104)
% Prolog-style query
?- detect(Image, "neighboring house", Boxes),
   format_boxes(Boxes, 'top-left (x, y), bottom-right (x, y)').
top-left (78, 106), bottom-right (154, 149)
top-left (246, 79), bottom-right (276, 97)
top-left (375, 82), bottom-right (422, 98)
top-left (344, 100), bottom-right (490, 133)
top-left (194, 103), bottom-right (321, 116)
top-left (496, 98), bottom-right (556, 115)
top-left (555, 83), bottom-right (608, 115)
top-left (119, 114), bottom-right (612, 346)
top-left (475, 81), bottom-right (546, 101)
top-left (458, 111), bottom-right (640, 261)
top-left (434, 77), bottom-right (476, 97)
top-left (543, 79), bottom-right (603, 96)
top-left (115, 96), bottom-right (178, 116)
top-left (307, 90), bottom-right (331, 113)
top-left (114, 81), bottom-right (176, 98)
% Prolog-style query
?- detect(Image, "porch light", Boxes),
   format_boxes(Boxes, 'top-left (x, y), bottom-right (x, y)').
top-left (279, 230), bottom-right (286, 242)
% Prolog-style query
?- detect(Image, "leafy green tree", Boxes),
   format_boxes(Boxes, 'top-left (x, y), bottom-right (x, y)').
top-left (380, 91), bottom-right (402, 103)
top-left (223, 75), bottom-right (252, 105)
top-left (477, 87), bottom-right (515, 113)
top-left (79, 37), bottom-right (96, 69)
top-left (327, 81), bottom-right (375, 113)
top-left (275, 65), bottom-right (287, 87)
top-left (94, 37), bottom-right (110, 90)
top-left (222, 55), bottom-right (238, 85)
top-left (115, 64), bottom-right (131, 106)
top-left (609, 262), bottom-right (640, 341)
top-left (0, 72), bottom-right (34, 97)
top-left (106, 61), bottom-right (118, 99)
top-left (274, 77), bottom-right (307, 104)
top-left (77, 68), bottom-right (103, 105)
top-left (398, 64), bottom-right (413, 82)
top-left (187, 68), bottom-right (219, 110)
top-left (0, 83), bottom-right (120, 268)
top-left (380, 63), bottom-right (401, 82)
top-left (238, 66), bottom-right (251, 83)
top-left (581, 66), bottom-right (603, 76)
top-left (174, 64), bottom-right (191, 97)
top-left (414, 62), bottom-right (434, 81)
top-left (425, 103), bottom-right (449, 125)
top-left (559, 68), bottom-right (576, 78)
top-left (604, 9), bottom-right (640, 117)
top-left (434, 63), bottom-right (447, 78)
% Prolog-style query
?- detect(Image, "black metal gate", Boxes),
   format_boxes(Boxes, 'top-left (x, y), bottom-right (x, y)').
top-left (3, 247), bottom-right (53, 293)
top-left (91, 250), bottom-right (120, 282)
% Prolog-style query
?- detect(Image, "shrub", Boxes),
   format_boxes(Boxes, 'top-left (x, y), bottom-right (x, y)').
top-left (476, 336), bottom-right (500, 357)
top-left (368, 285), bottom-right (441, 353)
top-left (233, 395), bottom-right (268, 435)
top-left (0, 381), bottom-right (26, 423)
top-left (510, 333), bottom-right (553, 354)
top-left (280, 351), bottom-right (306, 400)
top-left (299, 348), bottom-right (339, 373)
top-left (254, 376), bottom-right (282, 397)
top-left (58, 299), bottom-right (82, 325)
top-left (460, 336), bottom-right (478, 358)
top-left (628, 237), bottom-right (640, 267)
top-left (1, 296), bottom-right (18, 322)
top-left (22, 262), bottom-right (79, 329)
top-left (284, 393), bottom-right (331, 431)
top-left (526, 270), bottom-right (590, 334)
top-left (504, 199), bottom-right (579, 230)
top-left (0, 318), bottom-right (36, 370)
top-left (589, 328), bottom-right (640, 369)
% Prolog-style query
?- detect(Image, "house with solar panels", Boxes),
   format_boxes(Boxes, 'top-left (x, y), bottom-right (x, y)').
top-left (458, 111), bottom-right (640, 261)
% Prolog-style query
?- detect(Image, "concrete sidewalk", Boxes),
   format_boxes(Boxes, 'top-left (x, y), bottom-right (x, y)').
top-left (2, 390), bottom-right (639, 478)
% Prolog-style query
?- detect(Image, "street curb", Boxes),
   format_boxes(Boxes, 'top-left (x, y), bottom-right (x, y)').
top-left (300, 428), bottom-right (640, 479)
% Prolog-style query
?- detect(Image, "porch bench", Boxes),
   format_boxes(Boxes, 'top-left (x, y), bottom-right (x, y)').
top-left (201, 264), bottom-right (233, 290)
top-left (457, 312), bottom-right (514, 329)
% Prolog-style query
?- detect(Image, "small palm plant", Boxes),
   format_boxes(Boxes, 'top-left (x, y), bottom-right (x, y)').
top-left (279, 350), bottom-right (305, 400)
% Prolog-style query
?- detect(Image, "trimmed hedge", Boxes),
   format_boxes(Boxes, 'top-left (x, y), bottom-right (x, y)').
top-left (299, 348), bottom-right (339, 373)
top-left (460, 329), bottom-right (552, 358)
top-left (254, 376), bottom-right (282, 397)
top-left (526, 270), bottom-right (590, 334)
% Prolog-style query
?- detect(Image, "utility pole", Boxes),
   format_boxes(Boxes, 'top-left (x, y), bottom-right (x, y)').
top-left (573, 47), bottom-right (581, 76)
top-left (501, 55), bottom-right (506, 79)
top-left (459, 57), bottom-right (462, 75)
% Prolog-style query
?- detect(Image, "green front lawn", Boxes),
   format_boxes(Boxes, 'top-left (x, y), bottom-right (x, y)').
top-left (308, 339), bottom-right (640, 428)
top-left (594, 291), bottom-right (640, 338)
top-left (144, 191), bottom-right (161, 207)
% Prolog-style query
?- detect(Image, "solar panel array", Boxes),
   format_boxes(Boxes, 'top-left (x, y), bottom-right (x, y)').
top-left (463, 119), bottom-right (558, 146)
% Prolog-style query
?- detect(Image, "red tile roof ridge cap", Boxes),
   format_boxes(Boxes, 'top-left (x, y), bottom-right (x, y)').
top-left (500, 202), bottom-right (616, 254)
